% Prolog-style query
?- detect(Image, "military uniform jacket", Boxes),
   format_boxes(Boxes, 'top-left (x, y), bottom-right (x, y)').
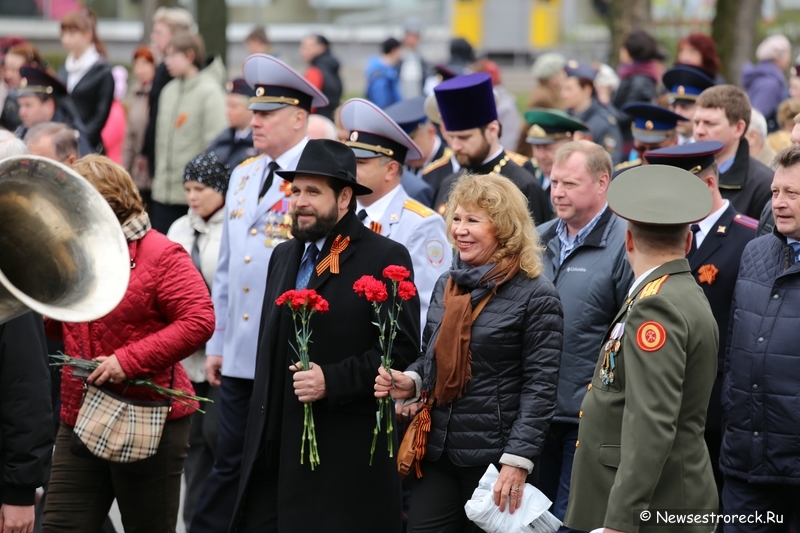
top-left (432, 150), bottom-right (552, 226)
top-left (564, 259), bottom-right (718, 533)
top-left (400, 169), bottom-right (434, 207)
top-left (573, 99), bottom-right (623, 166)
top-left (420, 140), bottom-right (454, 197)
top-left (231, 211), bottom-right (420, 533)
top-left (360, 186), bottom-right (451, 328)
top-left (688, 204), bottom-right (757, 369)
top-left (206, 127), bottom-right (259, 171)
top-left (207, 141), bottom-right (307, 379)
top-left (718, 138), bottom-right (773, 220)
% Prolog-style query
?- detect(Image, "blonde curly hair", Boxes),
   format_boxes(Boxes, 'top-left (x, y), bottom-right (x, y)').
top-left (444, 173), bottom-right (545, 278)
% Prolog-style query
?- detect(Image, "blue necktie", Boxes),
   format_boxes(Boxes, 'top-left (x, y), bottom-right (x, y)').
top-left (790, 242), bottom-right (800, 264)
top-left (296, 243), bottom-right (319, 289)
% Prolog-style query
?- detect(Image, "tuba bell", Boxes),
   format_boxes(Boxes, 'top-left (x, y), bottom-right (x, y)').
top-left (0, 155), bottom-right (130, 324)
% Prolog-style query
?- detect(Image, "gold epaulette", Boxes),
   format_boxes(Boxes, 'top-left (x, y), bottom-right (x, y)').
top-left (505, 150), bottom-right (530, 167)
top-left (237, 154), bottom-right (265, 168)
top-left (422, 147), bottom-right (453, 175)
top-left (403, 199), bottom-right (435, 218)
top-left (614, 158), bottom-right (641, 172)
top-left (639, 274), bottom-right (670, 300)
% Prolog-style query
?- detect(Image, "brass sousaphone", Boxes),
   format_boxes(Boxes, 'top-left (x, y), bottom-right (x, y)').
top-left (0, 155), bottom-right (129, 324)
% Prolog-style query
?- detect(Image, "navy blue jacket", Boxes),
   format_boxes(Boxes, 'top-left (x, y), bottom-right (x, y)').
top-left (721, 230), bottom-right (800, 483)
top-left (206, 127), bottom-right (258, 173)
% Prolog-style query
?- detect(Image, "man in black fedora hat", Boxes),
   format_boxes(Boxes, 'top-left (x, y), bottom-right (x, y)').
top-left (231, 139), bottom-right (420, 533)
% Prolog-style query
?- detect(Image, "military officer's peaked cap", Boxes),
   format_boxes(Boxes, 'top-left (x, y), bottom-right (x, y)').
top-left (622, 103), bottom-right (688, 144)
top-left (662, 65), bottom-right (715, 104)
top-left (564, 60), bottom-right (598, 81)
top-left (228, 77), bottom-right (255, 98)
top-left (340, 98), bottom-right (423, 163)
top-left (242, 54), bottom-right (328, 112)
top-left (643, 141), bottom-right (724, 174)
top-left (433, 73), bottom-right (497, 132)
top-left (608, 165), bottom-right (712, 225)
top-left (384, 96), bottom-right (428, 136)
top-left (18, 66), bottom-right (66, 98)
top-left (524, 108), bottom-right (590, 145)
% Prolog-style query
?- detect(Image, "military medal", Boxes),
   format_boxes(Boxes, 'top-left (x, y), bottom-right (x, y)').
top-left (600, 322), bottom-right (625, 386)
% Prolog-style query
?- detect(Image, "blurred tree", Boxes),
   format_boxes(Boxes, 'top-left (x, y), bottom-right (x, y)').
top-left (197, 0), bottom-right (228, 63)
top-left (712, 0), bottom-right (762, 85)
top-left (606, 0), bottom-right (651, 68)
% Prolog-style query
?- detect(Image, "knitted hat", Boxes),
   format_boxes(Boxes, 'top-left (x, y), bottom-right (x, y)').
top-left (183, 151), bottom-right (230, 196)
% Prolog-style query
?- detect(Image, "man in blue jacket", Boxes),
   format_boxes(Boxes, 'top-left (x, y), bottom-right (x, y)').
top-left (536, 139), bottom-right (633, 528)
top-left (722, 144), bottom-right (800, 532)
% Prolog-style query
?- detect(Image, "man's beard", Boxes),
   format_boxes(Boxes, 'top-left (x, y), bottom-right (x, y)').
top-left (291, 203), bottom-right (339, 243)
top-left (455, 136), bottom-right (492, 170)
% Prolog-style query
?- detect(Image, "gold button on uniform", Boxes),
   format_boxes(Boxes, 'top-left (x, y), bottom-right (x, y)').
top-left (587, 383), bottom-right (592, 391)
top-left (243, 286), bottom-right (250, 293)
top-left (243, 313), bottom-right (249, 321)
top-left (244, 256), bottom-right (251, 263)
top-left (250, 228), bottom-right (258, 235)
top-left (579, 410), bottom-right (583, 419)
top-left (575, 440), bottom-right (580, 448)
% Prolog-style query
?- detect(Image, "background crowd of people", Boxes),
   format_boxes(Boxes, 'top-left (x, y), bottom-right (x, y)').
top-left (1, 4), bottom-right (800, 533)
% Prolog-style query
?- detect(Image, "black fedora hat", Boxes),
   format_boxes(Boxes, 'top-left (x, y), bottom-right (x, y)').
top-left (276, 139), bottom-right (372, 196)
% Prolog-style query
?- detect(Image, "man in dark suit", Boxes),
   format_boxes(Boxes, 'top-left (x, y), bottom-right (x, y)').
top-left (430, 73), bottom-right (551, 225)
top-left (231, 139), bottom-right (420, 533)
top-left (694, 85), bottom-right (773, 219)
top-left (206, 78), bottom-right (258, 171)
top-left (644, 141), bottom-right (757, 504)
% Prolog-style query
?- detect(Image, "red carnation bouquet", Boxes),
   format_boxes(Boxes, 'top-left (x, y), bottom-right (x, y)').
top-left (354, 265), bottom-right (417, 464)
top-left (275, 288), bottom-right (330, 470)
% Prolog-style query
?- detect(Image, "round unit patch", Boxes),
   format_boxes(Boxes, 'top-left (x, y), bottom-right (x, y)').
top-left (637, 321), bottom-right (666, 352)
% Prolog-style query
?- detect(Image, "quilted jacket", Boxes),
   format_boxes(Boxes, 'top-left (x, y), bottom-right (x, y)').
top-left (407, 269), bottom-right (563, 467)
top-left (46, 229), bottom-right (215, 426)
top-left (721, 230), bottom-right (800, 483)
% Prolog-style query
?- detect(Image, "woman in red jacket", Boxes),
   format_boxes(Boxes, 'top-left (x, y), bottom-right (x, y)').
top-left (41, 155), bottom-right (215, 533)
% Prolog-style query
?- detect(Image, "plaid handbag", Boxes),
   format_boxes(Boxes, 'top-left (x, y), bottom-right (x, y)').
top-left (70, 383), bottom-right (171, 464)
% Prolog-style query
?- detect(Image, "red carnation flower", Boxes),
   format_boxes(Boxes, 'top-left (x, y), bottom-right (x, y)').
top-left (314, 299), bottom-right (330, 313)
top-left (397, 280), bottom-right (417, 301)
top-left (383, 265), bottom-right (410, 282)
top-left (275, 290), bottom-right (297, 307)
top-left (353, 275), bottom-right (388, 303)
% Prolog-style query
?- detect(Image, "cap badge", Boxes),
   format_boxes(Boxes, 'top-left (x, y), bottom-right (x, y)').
top-left (528, 124), bottom-right (546, 138)
top-left (677, 85), bottom-right (685, 95)
top-left (255, 86), bottom-right (265, 97)
top-left (645, 120), bottom-right (654, 131)
top-left (350, 131), bottom-right (359, 142)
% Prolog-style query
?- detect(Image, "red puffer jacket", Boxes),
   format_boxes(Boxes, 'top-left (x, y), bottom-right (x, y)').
top-left (46, 229), bottom-right (215, 426)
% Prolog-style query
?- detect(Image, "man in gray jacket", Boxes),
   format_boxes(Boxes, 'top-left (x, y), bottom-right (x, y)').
top-left (535, 140), bottom-right (633, 529)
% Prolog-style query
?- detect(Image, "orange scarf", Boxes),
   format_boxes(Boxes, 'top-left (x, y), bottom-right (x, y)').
top-left (432, 256), bottom-right (520, 405)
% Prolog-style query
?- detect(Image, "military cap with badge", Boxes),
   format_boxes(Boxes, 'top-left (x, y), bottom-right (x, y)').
top-left (524, 108), bottom-right (590, 145)
top-left (242, 53), bottom-right (328, 112)
top-left (662, 65), bottom-right (716, 105)
top-left (18, 66), bottom-right (67, 98)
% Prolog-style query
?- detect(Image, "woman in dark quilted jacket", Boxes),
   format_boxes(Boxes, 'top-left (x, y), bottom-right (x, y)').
top-left (376, 173), bottom-right (564, 532)
top-left (42, 155), bottom-right (215, 533)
